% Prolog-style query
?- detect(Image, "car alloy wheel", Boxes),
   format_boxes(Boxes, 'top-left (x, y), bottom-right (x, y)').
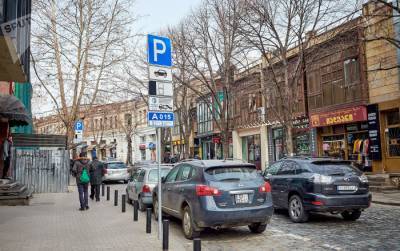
top-left (288, 195), bottom-right (309, 223)
top-left (182, 206), bottom-right (199, 240)
top-left (153, 199), bottom-right (159, 221)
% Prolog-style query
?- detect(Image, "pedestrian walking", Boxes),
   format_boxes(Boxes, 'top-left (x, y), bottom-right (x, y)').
top-left (89, 156), bottom-right (104, 202)
top-left (2, 133), bottom-right (12, 179)
top-left (72, 152), bottom-right (91, 211)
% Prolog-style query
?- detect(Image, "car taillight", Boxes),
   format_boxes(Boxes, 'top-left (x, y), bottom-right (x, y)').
top-left (142, 185), bottom-right (151, 193)
top-left (103, 168), bottom-right (107, 175)
top-left (196, 184), bottom-right (221, 196)
top-left (259, 182), bottom-right (271, 193)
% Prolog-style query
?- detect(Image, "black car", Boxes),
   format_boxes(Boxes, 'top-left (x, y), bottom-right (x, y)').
top-left (153, 160), bottom-right (274, 239)
top-left (264, 157), bottom-right (371, 223)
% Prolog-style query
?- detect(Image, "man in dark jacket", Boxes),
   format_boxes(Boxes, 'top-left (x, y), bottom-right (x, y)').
top-left (72, 152), bottom-right (91, 211)
top-left (89, 156), bottom-right (104, 202)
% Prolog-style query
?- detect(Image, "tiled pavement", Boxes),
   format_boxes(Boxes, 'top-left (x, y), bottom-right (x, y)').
top-left (0, 185), bottom-right (187, 251)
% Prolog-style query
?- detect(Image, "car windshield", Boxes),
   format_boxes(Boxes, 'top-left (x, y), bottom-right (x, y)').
top-left (107, 162), bottom-right (126, 169)
top-left (308, 161), bottom-right (360, 176)
top-left (148, 168), bottom-right (171, 182)
top-left (205, 166), bottom-right (259, 181)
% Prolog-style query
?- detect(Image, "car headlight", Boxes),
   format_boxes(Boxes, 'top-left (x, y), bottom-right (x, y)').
top-left (359, 174), bottom-right (368, 183)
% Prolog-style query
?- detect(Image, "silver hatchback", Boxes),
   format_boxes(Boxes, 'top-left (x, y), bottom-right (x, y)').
top-left (126, 165), bottom-right (173, 211)
top-left (103, 161), bottom-right (130, 183)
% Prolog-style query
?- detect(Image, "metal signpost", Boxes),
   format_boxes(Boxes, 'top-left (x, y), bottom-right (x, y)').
top-left (147, 34), bottom-right (174, 240)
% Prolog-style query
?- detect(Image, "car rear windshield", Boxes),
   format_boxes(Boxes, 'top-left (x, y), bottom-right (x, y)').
top-left (107, 162), bottom-right (126, 169)
top-left (308, 161), bottom-right (360, 176)
top-left (205, 166), bottom-right (258, 181)
top-left (148, 168), bottom-right (171, 182)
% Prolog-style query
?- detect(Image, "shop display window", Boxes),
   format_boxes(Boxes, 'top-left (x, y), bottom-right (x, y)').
top-left (386, 109), bottom-right (400, 157)
top-left (294, 134), bottom-right (310, 155)
top-left (322, 135), bottom-right (345, 158)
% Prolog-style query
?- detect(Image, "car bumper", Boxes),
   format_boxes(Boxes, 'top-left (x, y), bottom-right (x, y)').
top-left (304, 193), bottom-right (371, 212)
top-left (193, 197), bottom-right (274, 228)
top-left (141, 193), bottom-right (153, 205)
top-left (103, 173), bottom-right (129, 181)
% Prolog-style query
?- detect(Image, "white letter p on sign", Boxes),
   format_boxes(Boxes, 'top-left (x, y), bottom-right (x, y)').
top-left (153, 39), bottom-right (166, 62)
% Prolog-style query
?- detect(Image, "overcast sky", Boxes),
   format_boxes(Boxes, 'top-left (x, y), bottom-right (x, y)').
top-left (134, 0), bottom-right (202, 34)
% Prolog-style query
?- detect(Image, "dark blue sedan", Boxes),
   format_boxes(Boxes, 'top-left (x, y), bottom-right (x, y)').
top-left (152, 160), bottom-right (274, 239)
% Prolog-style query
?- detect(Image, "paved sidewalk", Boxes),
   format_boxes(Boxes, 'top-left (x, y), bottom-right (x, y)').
top-left (0, 185), bottom-right (188, 251)
top-left (372, 191), bottom-right (400, 206)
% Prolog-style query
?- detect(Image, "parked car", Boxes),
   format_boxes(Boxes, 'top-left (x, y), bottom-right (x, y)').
top-left (103, 160), bottom-right (130, 183)
top-left (126, 164), bottom-right (174, 211)
top-left (264, 157), bottom-right (371, 223)
top-left (152, 160), bottom-right (274, 239)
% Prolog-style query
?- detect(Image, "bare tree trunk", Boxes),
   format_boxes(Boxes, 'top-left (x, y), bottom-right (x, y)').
top-left (285, 124), bottom-right (294, 157)
top-left (126, 135), bottom-right (132, 165)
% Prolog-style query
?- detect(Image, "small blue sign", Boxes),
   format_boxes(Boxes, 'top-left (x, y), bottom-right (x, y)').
top-left (75, 120), bottom-right (84, 132)
top-left (148, 111), bottom-right (174, 127)
top-left (147, 34), bottom-right (172, 67)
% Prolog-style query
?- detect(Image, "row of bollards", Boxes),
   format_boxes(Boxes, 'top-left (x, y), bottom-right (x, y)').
top-left (102, 185), bottom-right (201, 251)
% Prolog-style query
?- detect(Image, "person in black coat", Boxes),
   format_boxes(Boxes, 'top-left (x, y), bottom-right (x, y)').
top-left (89, 156), bottom-right (104, 201)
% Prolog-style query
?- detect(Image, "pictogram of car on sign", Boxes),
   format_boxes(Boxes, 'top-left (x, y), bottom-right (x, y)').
top-left (154, 70), bottom-right (168, 78)
top-left (159, 104), bottom-right (172, 110)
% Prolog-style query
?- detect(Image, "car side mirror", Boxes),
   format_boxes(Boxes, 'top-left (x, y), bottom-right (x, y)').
top-left (161, 177), bottom-right (166, 183)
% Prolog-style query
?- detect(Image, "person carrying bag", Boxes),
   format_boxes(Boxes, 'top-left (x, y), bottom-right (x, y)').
top-left (72, 152), bottom-right (91, 211)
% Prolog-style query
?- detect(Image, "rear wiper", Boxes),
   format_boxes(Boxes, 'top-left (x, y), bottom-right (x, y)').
top-left (219, 178), bottom-right (241, 182)
top-left (328, 173), bottom-right (345, 176)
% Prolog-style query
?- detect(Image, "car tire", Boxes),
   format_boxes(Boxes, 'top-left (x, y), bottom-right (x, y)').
top-left (182, 206), bottom-right (200, 240)
top-left (138, 196), bottom-right (146, 212)
top-left (288, 195), bottom-right (309, 223)
top-left (341, 210), bottom-right (362, 221)
top-left (248, 223), bottom-right (267, 234)
top-left (123, 180), bottom-right (128, 184)
top-left (153, 198), bottom-right (159, 221)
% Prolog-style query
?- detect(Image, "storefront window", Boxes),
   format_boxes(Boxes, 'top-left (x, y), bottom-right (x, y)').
top-left (322, 135), bottom-right (345, 158)
top-left (294, 134), bottom-right (310, 155)
top-left (386, 109), bottom-right (400, 157)
top-left (243, 135), bottom-right (261, 169)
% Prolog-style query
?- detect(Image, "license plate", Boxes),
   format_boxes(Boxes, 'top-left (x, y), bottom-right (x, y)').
top-left (337, 185), bottom-right (357, 191)
top-left (235, 194), bottom-right (249, 204)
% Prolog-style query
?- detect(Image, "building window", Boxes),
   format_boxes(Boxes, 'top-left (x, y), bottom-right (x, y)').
top-left (197, 99), bottom-right (213, 134)
top-left (141, 150), bottom-right (146, 160)
top-left (125, 113), bottom-right (132, 127)
top-left (140, 136), bottom-right (145, 143)
top-left (385, 109), bottom-right (400, 157)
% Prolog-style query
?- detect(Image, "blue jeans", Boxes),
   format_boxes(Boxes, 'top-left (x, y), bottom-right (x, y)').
top-left (77, 183), bottom-right (89, 209)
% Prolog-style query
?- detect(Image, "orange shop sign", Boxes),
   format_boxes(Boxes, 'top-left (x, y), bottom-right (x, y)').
top-left (310, 106), bottom-right (367, 128)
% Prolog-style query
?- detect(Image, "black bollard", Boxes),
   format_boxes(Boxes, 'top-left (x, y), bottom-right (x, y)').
top-left (114, 190), bottom-right (118, 206)
top-left (122, 194), bottom-right (126, 213)
top-left (101, 184), bottom-right (105, 197)
top-left (133, 200), bottom-right (138, 221)
top-left (106, 186), bottom-right (110, 201)
top-left (193, 238), bottom-right (201, 251)
top-left (146, 208), bottom-right (152, 234)
top-left (162, 219), bottom-right (169, 251)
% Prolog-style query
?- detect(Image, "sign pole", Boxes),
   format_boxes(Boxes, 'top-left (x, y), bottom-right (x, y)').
top-left (157, 127), bottom-right (162, 240)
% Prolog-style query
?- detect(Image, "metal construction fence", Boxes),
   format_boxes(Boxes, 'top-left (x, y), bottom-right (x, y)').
top-left (12, 148), bottom-right (70, 193)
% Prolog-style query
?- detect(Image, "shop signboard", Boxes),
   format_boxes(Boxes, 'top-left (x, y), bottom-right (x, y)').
top-left (310, 106), bottom-right (367, 128)
top-left (367, 104), bottom-right (382, 160)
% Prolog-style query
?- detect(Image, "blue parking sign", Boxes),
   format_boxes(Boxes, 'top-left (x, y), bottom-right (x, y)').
top-left (147, 34), bottom-right (172, 67)
top-left (75, 120), bottom-right (83, 132)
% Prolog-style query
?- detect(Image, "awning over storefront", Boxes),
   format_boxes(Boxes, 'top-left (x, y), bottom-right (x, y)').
top-left (0, 94), bottom-right (31, 127)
